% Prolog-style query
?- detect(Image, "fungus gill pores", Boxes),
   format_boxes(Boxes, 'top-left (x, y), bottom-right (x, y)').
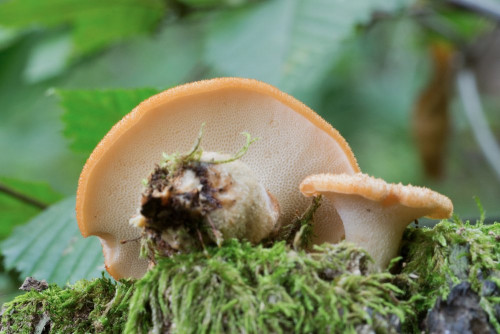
top-left (76, 78), bottom-right (360, 280)
top-left (300, 173), bottom-right (453, 270)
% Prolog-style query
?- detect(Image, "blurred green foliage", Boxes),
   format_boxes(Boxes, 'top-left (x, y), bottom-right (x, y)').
top-left (0, 0), bottom-right (499, 299)
top-left (0, 0), bottom-right (166, 58)
top-left (205, 0), bottom-right (406, 100)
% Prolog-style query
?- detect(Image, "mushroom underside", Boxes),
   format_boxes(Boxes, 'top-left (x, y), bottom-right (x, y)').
top-left (78, 79), bottom-right (360, 279)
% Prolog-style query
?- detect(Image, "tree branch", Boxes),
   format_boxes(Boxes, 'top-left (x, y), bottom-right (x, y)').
top-left (456, 68), bottom-right (500, 182)
top-left (447, 0), bottom-right (500, 22)
top-left (0, 183), bottom-right (48, 209)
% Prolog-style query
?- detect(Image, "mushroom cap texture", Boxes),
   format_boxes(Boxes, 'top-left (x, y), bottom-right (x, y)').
top-left (300, 173), bottom-right (453, 219)
top-left (76, 77), bottom-right (360, 279)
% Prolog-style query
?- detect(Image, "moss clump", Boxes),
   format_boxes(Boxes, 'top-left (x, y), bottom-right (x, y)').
top-left (126, 240), bottom-right (409, 334)
top-left (401, 217), bottom-right (500, 331)
top-left (1, 217), bottom-right (499, 333)
top-left (0, 277), bottom-right (133, 334)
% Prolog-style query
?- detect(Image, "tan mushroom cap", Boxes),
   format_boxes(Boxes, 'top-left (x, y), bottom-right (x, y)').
top-left (300, 173), bottom-right (453, 269)
top-left (77, 77), bottom-right (360, 279)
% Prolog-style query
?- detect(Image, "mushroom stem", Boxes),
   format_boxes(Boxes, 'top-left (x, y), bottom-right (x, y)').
top-left (324, 193), bottom-right (427, 269)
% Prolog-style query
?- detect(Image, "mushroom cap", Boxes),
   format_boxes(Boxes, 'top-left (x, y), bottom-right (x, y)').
top-left (77, 77), bottom-right (360, 279)
top-left (300, 173), bottom-right (453, 219)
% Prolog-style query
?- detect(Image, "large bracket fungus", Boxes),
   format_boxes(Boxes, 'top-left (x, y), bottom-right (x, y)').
top-left (300, 173), bottom-right (453, 269)
top-left (76, 78), bottom-right (360, 279)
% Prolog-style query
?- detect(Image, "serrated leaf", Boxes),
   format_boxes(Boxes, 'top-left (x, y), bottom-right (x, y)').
top-left (1, 197), bottom-right (106, 286)
top-left (205, 0), bottom-right (408, 97)
top-left (0, 0), bottom-right (166, 57)
top-left (0, 178), bottom-right (63, 240)
top-left (59, 88), bottom-right (160, 156)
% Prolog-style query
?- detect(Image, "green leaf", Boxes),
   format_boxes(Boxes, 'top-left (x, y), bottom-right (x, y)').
top-left (59, 88), bottom-right (160, 156)
top-left (23, 31), bottom-right (72, 83)
top-left (0, 178), bottom-right (63, 240)
top-left (0, 37), bottom-right (86, 194)
top-left (0, 26), bottom-right (22, 51)
top-left (438, 9), bottom-right (492, 42)
top-left (0, 22), bottom-right (202, 194)
top-left (1, 197), bottom-right (105, 286)
top-left (205, 0), bottom-right (408, 97)
top-left (0, 270), bottom-right (22, 306)
top-left (63, 21), bottom-right (205, 89)
top-left (0, 0), bottom-right (167, 56)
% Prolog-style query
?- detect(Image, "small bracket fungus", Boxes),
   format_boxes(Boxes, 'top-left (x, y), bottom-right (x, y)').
top-left (300, 173), bottom-right (453, 270)
top-left (76, 78), bottom-right (360, 279)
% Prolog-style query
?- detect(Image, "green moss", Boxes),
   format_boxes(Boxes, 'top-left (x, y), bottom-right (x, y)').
top-left (277, 195), bottom-right (322, 249)
top-left (127, 240), bottom-right (409, 333)
top-left (0, 276), bottom-right (133, 334)
top-left (401, 217), bottom-right (500, 331)
top-left (1, 217), bottom-right (498, 333)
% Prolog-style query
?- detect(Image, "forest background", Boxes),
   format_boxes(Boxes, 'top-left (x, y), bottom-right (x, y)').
top-left (0, 0), bottom-right (499, 304)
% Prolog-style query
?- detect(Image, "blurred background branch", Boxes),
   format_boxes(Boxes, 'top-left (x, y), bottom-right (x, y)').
top-left (447, 0), bottom-right (500, 21)
top-left (457, 67), bottom-right (500, 181)
top-left (0, 183), bottom-right (48, 209)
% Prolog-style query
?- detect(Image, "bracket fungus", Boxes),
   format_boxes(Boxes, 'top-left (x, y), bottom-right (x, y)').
top-left (300, 173), bottom-right (453, 270)
top-left (76, 78), bottom-right (360, 279)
